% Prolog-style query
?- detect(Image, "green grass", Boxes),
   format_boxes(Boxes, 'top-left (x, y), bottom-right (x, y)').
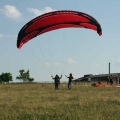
top-left (0, 83), bottom-right (120, 120)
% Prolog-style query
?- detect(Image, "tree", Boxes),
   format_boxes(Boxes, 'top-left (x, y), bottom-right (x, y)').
top-left (0, 72), bottom-right (13, 83)
top-left (16, 69), bottom-right (34, 82)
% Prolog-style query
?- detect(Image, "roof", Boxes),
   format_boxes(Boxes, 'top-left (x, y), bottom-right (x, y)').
top-left (74, 73), bottom-right (120, 82)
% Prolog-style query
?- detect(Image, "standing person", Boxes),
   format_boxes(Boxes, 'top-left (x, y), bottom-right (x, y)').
top-left (51, 75), bottom-right (62, 90)
top-left (107, 75), bottom-right (110, 84)
top-left (58, 74), bottom-right (62, 87)
top-left (65, 73), bottom-right (74, 90)
top-left (115, 75), bottom-right (118, 84)
top-left (110, 75), bottom-right (113, 85)
top-left (117, 75), bottom-right (120, 85)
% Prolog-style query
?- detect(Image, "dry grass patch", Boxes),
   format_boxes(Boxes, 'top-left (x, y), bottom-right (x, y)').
top-left (0, 83), bottom-right (120, 120)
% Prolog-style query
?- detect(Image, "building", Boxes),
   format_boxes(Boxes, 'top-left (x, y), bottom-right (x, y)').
top-left (73, 73), bottom-right (120, 83)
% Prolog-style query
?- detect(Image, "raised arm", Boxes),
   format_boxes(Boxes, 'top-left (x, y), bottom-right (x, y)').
top-left (65, 75), bottom-right (68, 78)
top-left (60, 75), bottom-right (62, 79)
top-left (51, 76), bottom-right (54, 79)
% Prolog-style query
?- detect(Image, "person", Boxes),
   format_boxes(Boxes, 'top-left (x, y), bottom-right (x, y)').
top-left (107, 75), bottom-right (110, 84)
top-left (110, 75), bottom-right (113, 85)
top-left (117, 75), bottom-right (120, 85)
top-left (51, 74), bottom-right (62, 90)
top-left (65, 73), bottom-right (74, 90)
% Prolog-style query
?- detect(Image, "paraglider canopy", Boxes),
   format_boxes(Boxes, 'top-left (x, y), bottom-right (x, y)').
top-left (17, 10), bottom-right (102, 49)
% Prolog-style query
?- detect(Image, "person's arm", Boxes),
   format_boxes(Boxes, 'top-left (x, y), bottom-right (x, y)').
top-left (51, 76), bottom-right (54, 79)
top-left (60, 75), bottom-right (62, 79)
top-left (65, 75), bottom-right (69, 78)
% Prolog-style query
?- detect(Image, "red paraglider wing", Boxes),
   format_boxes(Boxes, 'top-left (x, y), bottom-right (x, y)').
top-left (17, 10), bottom-right (102, 49)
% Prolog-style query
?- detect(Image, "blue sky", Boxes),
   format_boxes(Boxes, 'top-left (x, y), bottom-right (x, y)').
top-left (0, 0), bottom-right (120, 82)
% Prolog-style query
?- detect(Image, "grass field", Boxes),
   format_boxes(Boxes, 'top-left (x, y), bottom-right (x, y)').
top-left (0, 83), bottom-right (120, 120)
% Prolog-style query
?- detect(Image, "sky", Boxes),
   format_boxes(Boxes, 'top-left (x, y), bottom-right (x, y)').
top-left (1, 0), bottom-right (120, 82)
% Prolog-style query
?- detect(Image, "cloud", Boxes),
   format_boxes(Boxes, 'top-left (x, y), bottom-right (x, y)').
top-left (0, 5), bottom-right (22, 20)
top-left (67, 58), bottom-right (75, 64)
top-left (0, 34), bottom-right (17, 39)
top-left (95, 64), bottom-right (102, 68)
top-left (0, 34), bottom-right (4, 38)
top-left (117, 58), bottom-right (120, 62)
top-left (44, 62), bottom-right (62, 67)
top-left (27, 7), bottom-right (55, 16)
top-left (53, 62), bottom-right (62, 66)
top-left (44, 63), bottom-right (51, 67)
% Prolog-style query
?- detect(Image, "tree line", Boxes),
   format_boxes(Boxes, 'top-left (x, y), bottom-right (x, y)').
top-left (0, 69), bottom-right (34, 83)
